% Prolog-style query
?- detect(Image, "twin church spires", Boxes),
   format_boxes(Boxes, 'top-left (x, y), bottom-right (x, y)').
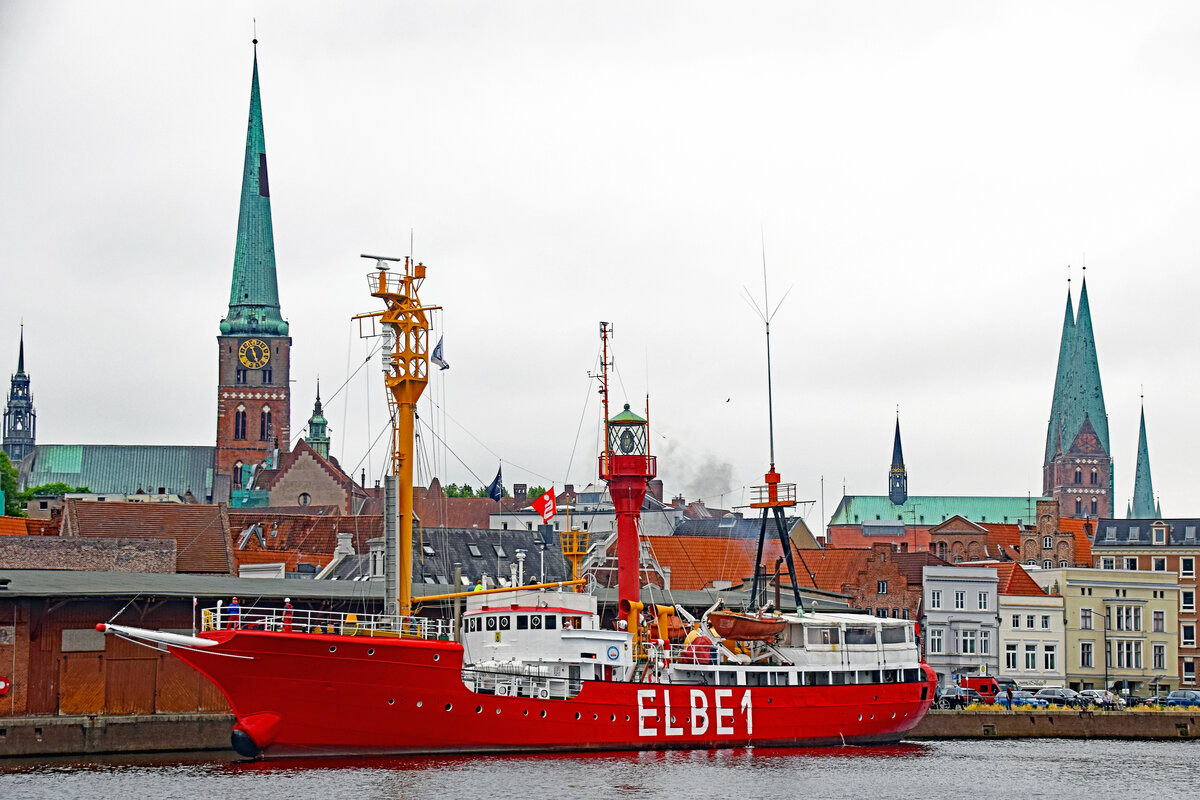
top-left (1042, 275), bottom-right (1159, 520)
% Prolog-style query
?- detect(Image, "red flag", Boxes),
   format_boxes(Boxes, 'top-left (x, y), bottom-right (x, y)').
top-left (532, 487), bottom-right (557, 523)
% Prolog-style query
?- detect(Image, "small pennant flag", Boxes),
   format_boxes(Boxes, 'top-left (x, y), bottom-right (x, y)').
top-left (431, 336), bottom-right (450, 370)
top-left (532, 487), bottom-right (557, 523)
top-left (487, 467), bottom-right (503, 502)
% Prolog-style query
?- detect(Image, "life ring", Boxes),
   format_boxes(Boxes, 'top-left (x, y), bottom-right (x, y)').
top-left (607, 645), bottom-right (619, 661)
top-left (0, 676), bottom-right (10, 696)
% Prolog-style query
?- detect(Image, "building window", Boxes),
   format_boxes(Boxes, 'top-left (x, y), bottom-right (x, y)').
top-left (236, 367), bottom-right (248, 385)
top-left (878, 580), bottom-right (888, 595)
top-left (980, 631), bottom-right (990, 655)
top-left (930, 590), bottom-right (942, 609)
top-left (1080, 641), bottom-right (1093, 668)
top-left (1026, 615), bottom-right (1035, 629)
top-left (1101, 557), bottom-right (1115, 570)
top-left (1090, 498), bottom-right (1098, 515)
top-left (1152, 558), bottom-right (1167, 574)
top-left (1074, 468), bottom-right (1082, 484)
top-left (1080, 608), bottom-right (1093, 630)
top-left (1044, 645), bottom-right (1056, 672)
top-left (232, 461), bottom-right (243, 488)
top-left (1059, 560), bottom-right (1068, 568)
top-left (1090, 468), bottom-right (1098, 485)
top-left (1153, 610), bottom-right (1165, 633)
top-left (1113, 605), bottom-right (1142, 632)
top-left (262, 368), bottom-right (273, 384)
top-left (1185, 660), bottom-right (1196, 684)
top-left (1012, 614), bottom-right (1021, 628)
top-left (929, 628), bottom-right (943, 654)
top-left (1125, 557), bottom-right (1138, 571)
top-left (1154, 527), bottom-right (1167, 545)
top-left (1043, 536), bottom-right (1053, 550)
top-left (1183, 557), bottom-right (1195, 579)
top-left (1043, 560), bottom-right (1053, 569)
top-left (1183, 591), bottom-right (1196, 613)
top-left (959, 630), bottom-right (977, 655)
top-left (1154, 644), bottom-right (1166, 671)
top-left (1115, 640), bottom-right (1143, 669)
top-left (260, 407), bottom-right (272, 441)
top-left (1184, 625), bottom-right (1197, 648)
top-left (978, 593), bottom-right (988, 611)
top-left (234, 406), bottom-right (247, 440)
top-left (1025, 644), bottom-right (1037, 670)
top-left (1075, 498), bottom-right (1082, 515)
top-left (1006, 643), bottom-right (1018, 670)
top-left (955, 591), bottom-right (965, 610)
top-left (298, 492), bottom-right (310, 506)
top-left (1042, 615), bottom-right (1050, 629)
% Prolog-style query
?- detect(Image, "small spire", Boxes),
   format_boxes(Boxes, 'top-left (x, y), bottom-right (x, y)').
top-left (17, 323), bottom-right (25, 374)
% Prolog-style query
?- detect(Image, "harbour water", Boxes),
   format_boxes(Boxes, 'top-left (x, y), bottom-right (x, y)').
top-left (2, 738), bottom-right (1196, 800)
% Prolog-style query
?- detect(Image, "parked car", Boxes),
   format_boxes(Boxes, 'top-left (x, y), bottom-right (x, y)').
top-left (936, 685), bottom-right (985, 709)
top-left (959, 676), bottom-right (1000, 704)
top-left (1141, 693), bottom-right (1173, 707)
top-left (1034, 687), bottom-right (1087, 708)
top-left (1079, 689), bottom-right (1124, 709)
top-left (1165, 690), bottom-right (1200, 708)
top-left (1121, 694), bottom-right (1149, 707)
top-left (996, 690), bottom-right (1049, 709)
top-left (994, 677), bottom-right (1021, 695)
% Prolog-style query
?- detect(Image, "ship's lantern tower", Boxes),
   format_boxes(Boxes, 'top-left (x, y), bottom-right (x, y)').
top-left (600, 402), bottom-right (656, 612)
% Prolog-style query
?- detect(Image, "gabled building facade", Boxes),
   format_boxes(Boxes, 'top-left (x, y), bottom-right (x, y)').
top-left (992, 562), bottom-right (1065, 687)
top-left (921, 565), bottom-right (1000, 686)
top-left (1092, 518), bottom-right (1198, 688)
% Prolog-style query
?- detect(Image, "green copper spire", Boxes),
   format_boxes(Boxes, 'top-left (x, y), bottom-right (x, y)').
top-left (306, 381), bottom-right (330, 459)
top-left (220, 43), bottom-right (288, 337)
top-left (1044, 287), bottom-right (1074, 462)
top-left (1131, 403), bottom-right (1156, 518)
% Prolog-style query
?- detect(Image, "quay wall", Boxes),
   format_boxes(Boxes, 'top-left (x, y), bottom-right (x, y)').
top-left (0, 714), bottom-right (234, 758)
top-left (910, 709), bottom-right (1200, 739)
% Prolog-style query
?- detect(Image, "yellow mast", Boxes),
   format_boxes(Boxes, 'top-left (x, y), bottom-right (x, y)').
top-left (354, 255), bottom-right (439, 617)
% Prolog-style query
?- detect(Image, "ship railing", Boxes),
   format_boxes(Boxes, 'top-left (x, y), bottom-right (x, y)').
top-left (466, 665), bottom-right (584, 699)
top-left (200, 605), bottom-right (454, 640)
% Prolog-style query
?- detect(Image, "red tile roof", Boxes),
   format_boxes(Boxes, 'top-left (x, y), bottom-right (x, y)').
top-left (0, 517), bottom-right (57, 536)
top-left (62, 500), bottom-right (234, 574)
top-left (645, 536), bottom-right (818, 592)
top-left (1058, 518), bottom-right (1092, 564)
top-left (994, 562), bottom-right (1051, 597)
top-left (981, 523), bottom-right (1022, 548)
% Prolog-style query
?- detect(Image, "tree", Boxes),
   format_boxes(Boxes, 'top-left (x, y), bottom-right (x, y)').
top-left (1, 452), bottom-right (23, 516)
top-left (526, 485), bottom-right (548, 501)
top-left (16, 482), bottom-right (90, 503)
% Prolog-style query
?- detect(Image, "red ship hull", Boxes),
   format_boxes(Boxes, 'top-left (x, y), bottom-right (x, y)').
top-left (173, 629), bottom-right (937, 757)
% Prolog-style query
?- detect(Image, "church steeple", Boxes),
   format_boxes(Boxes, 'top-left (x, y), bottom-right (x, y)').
top-left (3, 326), bottom-right (36, 463)
top-left (214, 42), bottom-right (294, 500)
top-left (1131, 401), bottom-right (1157, 518)
top-left (219, 41), bottom-right (288, 337)
top-left (1042, 274), bottom-right (1113, 519)
top-left (306, 381), bottom-right (330, 460)
top-left (888, 413), bottom-right (907, 505)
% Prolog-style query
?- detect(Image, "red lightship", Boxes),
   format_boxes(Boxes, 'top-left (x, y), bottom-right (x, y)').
top-left (99, 259), bottom-right (935, 758)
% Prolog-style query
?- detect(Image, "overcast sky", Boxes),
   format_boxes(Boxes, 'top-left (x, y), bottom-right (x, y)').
top-left (3, 2), bottom-right (1200, 525)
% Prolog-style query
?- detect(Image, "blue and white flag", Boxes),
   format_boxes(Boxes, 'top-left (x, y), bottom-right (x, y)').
top-left (487, 467), bottom-right (503, 501)
top-left (431, 336), bottom-right (450, 370)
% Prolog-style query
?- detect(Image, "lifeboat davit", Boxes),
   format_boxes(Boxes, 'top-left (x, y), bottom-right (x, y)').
top-left (706, 609), bottom-right (786, 642)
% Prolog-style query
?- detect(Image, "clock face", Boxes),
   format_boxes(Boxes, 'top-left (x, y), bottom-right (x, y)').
top-left (238, 339), bottom-right (271, 370)
top-left (618, 428), bottom-right (636, 454)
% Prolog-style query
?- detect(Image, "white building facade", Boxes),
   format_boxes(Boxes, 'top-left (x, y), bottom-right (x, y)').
top-left (921, 565), bottom-right (1000, 686)
top-left (997, 590), bottom-right (1066, 687)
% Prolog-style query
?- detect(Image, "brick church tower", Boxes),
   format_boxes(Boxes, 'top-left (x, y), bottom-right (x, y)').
top-left (215, 42), bottom-right (292, 490)
top-left (1043, 277), bottom-right (1112, 519)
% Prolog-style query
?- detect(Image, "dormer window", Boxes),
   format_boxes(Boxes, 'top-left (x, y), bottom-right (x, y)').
top-left (468, 544), bottom-right (483, 558)
top-left (1153, 526), bottom-right (1167, 545)
top-left (493, 544), bottom-right (507, 558)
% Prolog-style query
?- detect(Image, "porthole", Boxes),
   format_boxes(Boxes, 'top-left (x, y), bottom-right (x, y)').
top-left (858, 714), bottom-right (863, 721)
top-left (625, 715), bottom-right (630, 722)
top-left (575, 712), bottom-right (581, 720)
top-left (869, 714), bottom-right (874, 720)
top-left (417, 701), bottom-right (423, 708)
top-left (476, 706), bottom-right (483, 714)
top-left (445, 703), bottom-right (453, 712)
top-left (541, 710), bottom-right (547, 718)
top-left (368, 648), bottom-right (375, 656)
top-left (496, 708), bottom-right (501, 714)
top-left (329, 646), bottom-right (337, 653)
top-left (388, 699), bottom-right (395, 705)
top-left (670, 716), bottom-right (677, 724)
top-left (593, 714), bottom-right (599, 721)
top-left (434, 654), bottom-right (440, 662)
top-left (891, 712), bottom-right (896, 719)
top-left (523, 710), bottom-right (529, 716)
top-left (610, 714), bottom-right (616, 722)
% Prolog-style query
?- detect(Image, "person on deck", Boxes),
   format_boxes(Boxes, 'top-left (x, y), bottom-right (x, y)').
top-left (227, 597), bottom-right (241, 630)
top-left (283, 598), bottom-right (294, 633)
